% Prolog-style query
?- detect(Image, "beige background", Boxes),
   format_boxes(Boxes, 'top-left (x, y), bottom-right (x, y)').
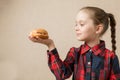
top-left (0, 0), bottom-right (120, 80)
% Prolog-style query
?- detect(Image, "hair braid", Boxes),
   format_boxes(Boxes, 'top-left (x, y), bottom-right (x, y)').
top-left (108, 13), bottom-right (116, 53)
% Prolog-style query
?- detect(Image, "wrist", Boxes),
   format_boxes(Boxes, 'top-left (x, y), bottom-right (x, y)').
top-left (47, 42), bottom-right (55, 51)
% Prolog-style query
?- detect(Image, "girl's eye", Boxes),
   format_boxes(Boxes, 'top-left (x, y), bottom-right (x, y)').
top-left (80, 24), bottom-right (84, 26)
top-left (74, 23), bottom-right (85, 27)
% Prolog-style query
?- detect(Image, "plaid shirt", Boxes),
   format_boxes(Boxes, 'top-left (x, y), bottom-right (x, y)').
top-left (47, 40), bottom-right (120, 80)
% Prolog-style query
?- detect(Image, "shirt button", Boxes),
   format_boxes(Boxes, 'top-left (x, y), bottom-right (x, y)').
top-left (88, 62), bottom-right (91, 65)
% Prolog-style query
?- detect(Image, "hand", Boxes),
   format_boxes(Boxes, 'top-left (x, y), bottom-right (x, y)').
top-left (28, 35), bottom-right (55, 51)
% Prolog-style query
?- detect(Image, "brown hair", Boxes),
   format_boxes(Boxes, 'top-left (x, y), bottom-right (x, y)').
top-left (80, 6), bottom-right (116, 53)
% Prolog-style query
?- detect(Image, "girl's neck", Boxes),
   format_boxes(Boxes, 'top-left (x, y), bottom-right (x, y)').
top-left (85, 39), bottom-right (100, 48)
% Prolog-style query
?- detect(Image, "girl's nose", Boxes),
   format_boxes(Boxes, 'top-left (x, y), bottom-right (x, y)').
top-left (75, 25), bottom-right (80, 31)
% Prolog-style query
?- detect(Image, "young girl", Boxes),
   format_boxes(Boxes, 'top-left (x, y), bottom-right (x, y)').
top-left (29, 6), bottom-right (120, 80)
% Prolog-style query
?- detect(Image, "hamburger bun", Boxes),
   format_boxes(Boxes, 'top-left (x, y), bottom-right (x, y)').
top-left (30, 28), bottom-right (49, 39)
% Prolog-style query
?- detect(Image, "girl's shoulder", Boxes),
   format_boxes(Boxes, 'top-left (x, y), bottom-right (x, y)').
top-left (104, 48), bottom-right (116, 59)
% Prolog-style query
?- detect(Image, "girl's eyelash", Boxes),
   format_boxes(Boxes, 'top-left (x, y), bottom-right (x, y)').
top-left (80, 24), bottom-right (84, 26)
top-left (75, 22), bottom-right (85, 26)
top-left (75, 24), bottom-right (84, 26)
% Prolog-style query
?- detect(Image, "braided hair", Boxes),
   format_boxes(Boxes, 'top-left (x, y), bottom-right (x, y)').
top-left (108, 13), bottom-right (116, 53)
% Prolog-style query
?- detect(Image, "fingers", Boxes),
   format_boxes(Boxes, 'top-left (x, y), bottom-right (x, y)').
top-left (28, 35), bottom-right (46, 43)
top-left (28, 36), bottom-right (38, 42)
top-left (28, 35), bottom-right (53, 47)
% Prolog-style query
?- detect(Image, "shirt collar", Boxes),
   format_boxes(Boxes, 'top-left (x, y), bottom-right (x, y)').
top-left (80, 40), bottom-right (106, 56)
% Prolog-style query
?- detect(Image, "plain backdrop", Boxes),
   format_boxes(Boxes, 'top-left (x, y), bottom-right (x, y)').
top-left (0, 0), bottom-right (120, 80)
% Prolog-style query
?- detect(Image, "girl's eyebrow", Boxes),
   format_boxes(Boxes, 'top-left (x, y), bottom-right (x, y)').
top-left (75, 20), bottom-right (84, 23)
top-left (79, 20), bottom-right (85, 24)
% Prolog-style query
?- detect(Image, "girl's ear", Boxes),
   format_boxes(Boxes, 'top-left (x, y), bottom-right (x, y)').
top-left (96, 24), bottom-right (104, 34)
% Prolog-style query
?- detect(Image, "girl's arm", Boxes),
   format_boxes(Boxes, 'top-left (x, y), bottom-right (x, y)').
top-left (110, 55), bottom-right (120, 80)
top-left (29, 36), bottom-right (75, 80)
top-left (47, 47), bottom-right (75, 80)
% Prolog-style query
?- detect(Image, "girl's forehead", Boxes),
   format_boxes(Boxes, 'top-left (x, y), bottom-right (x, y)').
top-left (75, 11), bottom-right (91, 22)
top-left (76, 10), bottom-right (90, 18)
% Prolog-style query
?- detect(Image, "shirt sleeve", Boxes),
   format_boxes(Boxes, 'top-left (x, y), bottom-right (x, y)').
top-left (110, 54), bottom-right (120, 80)
top-left (47, 47), bottom-right (75, 80)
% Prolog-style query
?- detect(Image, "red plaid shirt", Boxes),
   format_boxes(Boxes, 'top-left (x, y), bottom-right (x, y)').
top-left (47, 40), bottom-right (120, 80)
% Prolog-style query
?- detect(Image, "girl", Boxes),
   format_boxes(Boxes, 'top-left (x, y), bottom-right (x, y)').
top-left (29, 6), bottom-right (120, 80)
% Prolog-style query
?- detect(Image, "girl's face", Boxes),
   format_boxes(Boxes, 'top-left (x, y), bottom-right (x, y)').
top-left (75, 10), bottom-right (99, 42)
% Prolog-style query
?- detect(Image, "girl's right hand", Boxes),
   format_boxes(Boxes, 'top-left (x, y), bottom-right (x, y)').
top-left (28, 36), bottom-right (55, 51)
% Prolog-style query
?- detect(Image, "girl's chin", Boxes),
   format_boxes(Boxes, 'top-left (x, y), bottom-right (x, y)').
top-left (76, 37), bottom-right (84, 41)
